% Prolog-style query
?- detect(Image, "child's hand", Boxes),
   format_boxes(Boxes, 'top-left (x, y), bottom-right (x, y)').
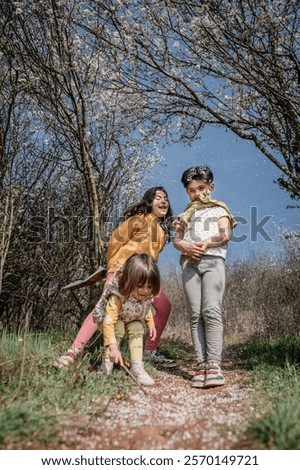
top-left (198, 242), bottom-right (209, 253)
top-left (108, 344), bottom-right (124, 366)
top-left (184, 241), bottom-right (207, 260)
top-left (149, 325), bottom-right (157, 341)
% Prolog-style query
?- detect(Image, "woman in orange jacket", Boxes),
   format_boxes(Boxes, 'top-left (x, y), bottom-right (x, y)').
top-left (54, 186), bottom-right (176, 369)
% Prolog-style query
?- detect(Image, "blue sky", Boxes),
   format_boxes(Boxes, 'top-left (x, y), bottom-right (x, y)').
top-left (149, 127), bottom-right (299, 270)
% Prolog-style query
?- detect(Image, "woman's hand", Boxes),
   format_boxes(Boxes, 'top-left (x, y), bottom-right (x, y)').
top-left (148, 325), bottom-right (157, 341)
top-left (108, 344), bottom-right (124, 366)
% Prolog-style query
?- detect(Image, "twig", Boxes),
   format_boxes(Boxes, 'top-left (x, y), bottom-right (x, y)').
top-left (16, 304), bottom-right (32, 397)
top-left (121, 363), bottom-right (148, 395)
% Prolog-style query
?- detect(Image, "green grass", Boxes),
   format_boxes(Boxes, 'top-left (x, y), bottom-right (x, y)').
top-left (1, 330), bottom-right (300, 450)
top-left (157, 338), bottom-right (192, 360)
top-left (238, 334), bottom-right (300, 450)
top-left (0, 330), bottom-right (135, 449)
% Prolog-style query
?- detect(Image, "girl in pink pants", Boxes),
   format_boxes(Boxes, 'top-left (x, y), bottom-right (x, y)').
top-left (54, 187), bottom-right (176, 369)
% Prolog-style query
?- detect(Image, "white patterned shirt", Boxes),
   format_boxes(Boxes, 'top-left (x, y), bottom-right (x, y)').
top-left (182, 206), bottom-right (230, 259)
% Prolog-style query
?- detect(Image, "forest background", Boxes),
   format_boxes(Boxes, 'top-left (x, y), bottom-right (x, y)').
top-left (1, 0), bottom-right (299, 333)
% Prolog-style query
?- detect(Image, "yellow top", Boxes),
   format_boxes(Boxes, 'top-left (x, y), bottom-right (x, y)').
top-left (103, 294), bottom-right (154, 345)
top-left (107, 213), bottom-right (166, 273)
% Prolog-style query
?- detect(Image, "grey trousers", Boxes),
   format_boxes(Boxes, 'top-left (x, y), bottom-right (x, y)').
top-left (182, 255), bottom-right (225, 363)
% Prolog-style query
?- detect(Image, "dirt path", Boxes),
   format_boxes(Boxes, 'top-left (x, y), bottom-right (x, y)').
top-left (59, 354), bottom-right (257, 450)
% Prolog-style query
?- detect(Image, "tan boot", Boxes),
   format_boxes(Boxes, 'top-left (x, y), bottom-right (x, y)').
top-left (130, 361), bottom-right (155, 386)
top-left (98, 358), bottom-right (114, 375)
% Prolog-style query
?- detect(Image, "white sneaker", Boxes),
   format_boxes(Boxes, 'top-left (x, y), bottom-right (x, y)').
top-left (98, 359), bottom-right (114, 375)
top-left (204, 362), bottom-right (226, 388)
top-left (130, 361), bottom-right (155, 386)
top-left (53, 347), bottom-right (82, 368)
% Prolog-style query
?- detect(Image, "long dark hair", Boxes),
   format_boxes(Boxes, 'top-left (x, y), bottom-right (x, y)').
top-left (123, 186), bottom-right (173, 242)
top-left (118, 254), bottom-right (160, 298)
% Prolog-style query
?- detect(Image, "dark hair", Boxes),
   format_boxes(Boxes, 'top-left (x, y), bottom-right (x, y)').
top-left (124, 186), bottom-right (172, 218)
top-left (118, 254), bottom-right (160, 298)
top-left (123, 186), bottom-right (173, 242)
top-left (181, 166), bottom-right (214, 188)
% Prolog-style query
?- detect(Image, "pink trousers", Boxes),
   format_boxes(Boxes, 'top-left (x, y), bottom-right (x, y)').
top-left (72, 281), bottom-right (171, 351)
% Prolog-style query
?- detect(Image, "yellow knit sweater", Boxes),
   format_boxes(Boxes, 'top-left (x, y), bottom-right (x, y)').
top-left (107, 213), bottom-right (166, 273)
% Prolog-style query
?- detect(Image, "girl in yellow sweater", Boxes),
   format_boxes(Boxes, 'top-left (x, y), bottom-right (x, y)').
top-left (54, 187), bottom-right (175, 369)
top-left (94, 253), bottom-right (160, 386)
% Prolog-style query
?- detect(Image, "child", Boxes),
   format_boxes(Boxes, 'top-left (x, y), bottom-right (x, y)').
top-left (54, 187), bottom-right (176, 369)
top-left (173, 166), bottom-right (236, 388)
top-left (93, 253), bottom-right (160, 386)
